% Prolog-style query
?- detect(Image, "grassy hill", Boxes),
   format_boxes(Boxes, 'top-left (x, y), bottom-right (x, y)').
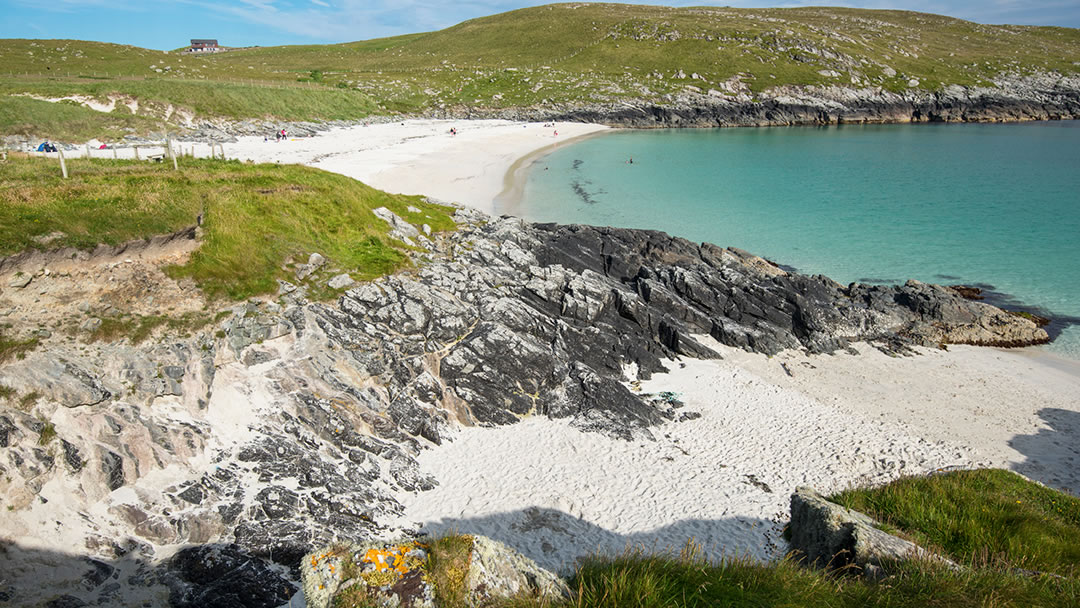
top-left (0, 155), bottom-right (454, 299)
top-left (2, 3), bottom-right (1079, 139)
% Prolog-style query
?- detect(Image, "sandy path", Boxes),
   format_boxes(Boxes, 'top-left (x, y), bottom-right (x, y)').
top-left (395, 340), bottom-right (1080, 575)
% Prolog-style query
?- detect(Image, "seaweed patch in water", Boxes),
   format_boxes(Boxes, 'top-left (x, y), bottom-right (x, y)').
top-left (571, 180), bottom-right (604, 205)
top-left (571, 159), bottom-right (584, 170)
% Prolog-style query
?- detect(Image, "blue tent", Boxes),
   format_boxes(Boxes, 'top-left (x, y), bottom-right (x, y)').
top-left (37, 142), bottom-right (56, 152)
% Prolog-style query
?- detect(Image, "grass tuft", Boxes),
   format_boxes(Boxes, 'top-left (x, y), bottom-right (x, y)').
top-left (0, 332), bottom-right (39, 363)
top-left (426, 534), bottom-right (475, 608)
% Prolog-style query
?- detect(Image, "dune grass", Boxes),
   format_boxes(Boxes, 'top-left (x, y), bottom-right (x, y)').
top-left (0, 155), bottom-right (455, 299)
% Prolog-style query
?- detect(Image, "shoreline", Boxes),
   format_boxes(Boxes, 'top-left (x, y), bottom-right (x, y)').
top-left (493, 128), bottom-right (616, 216)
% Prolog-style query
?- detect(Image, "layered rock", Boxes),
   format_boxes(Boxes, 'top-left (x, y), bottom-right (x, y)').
top-left (513, 74), bottom-right (1080, 127)
top-left (0, 209), bottom-right (1048, 605)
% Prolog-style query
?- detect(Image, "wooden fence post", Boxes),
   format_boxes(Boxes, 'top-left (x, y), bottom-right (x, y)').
top-left (58, 149), bottom-right (68, 179)
top-left (113, 148), bottom-right (117, 160)
top-left (135, 146), bottom-right (140, 161)
top-left (85, 143), bottom-right (91, 158)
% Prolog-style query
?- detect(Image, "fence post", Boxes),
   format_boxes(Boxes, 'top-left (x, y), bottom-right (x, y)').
top-left (58, 149), bottom-right (68, 179)
top-left (113, 147), bottom-right (117, 160)
top-left (135, 146), bottom-right (140, 161)
top-left (85, 143), bottom-right (91, 158)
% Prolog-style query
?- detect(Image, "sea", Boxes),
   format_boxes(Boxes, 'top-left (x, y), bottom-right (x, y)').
top-left (513, 121), bottom-right (1080, 359)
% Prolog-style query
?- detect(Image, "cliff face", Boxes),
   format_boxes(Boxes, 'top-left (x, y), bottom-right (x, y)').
top-left (0, 209), bottom-right (1047, 606)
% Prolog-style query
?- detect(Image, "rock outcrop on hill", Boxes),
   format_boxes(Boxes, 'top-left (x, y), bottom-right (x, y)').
top-left (533, 73), bottom-right (1080, 127)
top-left (0, 209), bottom-right (1047, 606)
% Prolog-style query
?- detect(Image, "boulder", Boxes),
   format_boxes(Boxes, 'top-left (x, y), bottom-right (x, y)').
top-left (373, 207), bottom-right (421, 244)
top-left (295, 252), bottom-right (326, 281)
top-left (788, 487), bottom-right (957, 576)
top-left (328, 273), bottom-right (356, 290)
top-left (302, 535), bottom-right (568, 608)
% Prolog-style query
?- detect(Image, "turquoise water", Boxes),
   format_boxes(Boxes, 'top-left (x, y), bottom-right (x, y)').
top-left (516, 122), bottom-right (1080, 358)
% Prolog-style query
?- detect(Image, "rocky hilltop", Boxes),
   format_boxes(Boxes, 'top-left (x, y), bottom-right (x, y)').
top-left (0, 208), bottom-right (1047, 606)
top-left (541, 72), bottom-right (1080, 127)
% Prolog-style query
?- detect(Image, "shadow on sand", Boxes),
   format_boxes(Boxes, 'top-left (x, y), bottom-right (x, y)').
top-left (0, 507), bottom-right (781, 607)
top-left (1008, 407), bottom-right (1080, 496)
top-left (410, 507), bottom-right (782, 576)
top-left (0, 539), bottom-right (298, 608)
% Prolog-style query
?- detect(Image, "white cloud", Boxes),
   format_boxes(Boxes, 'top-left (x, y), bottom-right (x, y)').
top-left (311, 0), bottom-right (331, 6)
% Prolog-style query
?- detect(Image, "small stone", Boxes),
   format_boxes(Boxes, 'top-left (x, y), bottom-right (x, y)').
top-left (162, 366), bottom-right (185, 380)
top-left (81, 318), bottom-right (102, 332)
top-left (422, 224), bottom-right (432, 236)
top-left (33, 329), bottom-right (51, 339)
top-left (8, 274), bottom-right (31, 289)
top-left (328, 274), bottom-right (356, 290)
top-left (77, 301), bottom-right (91, 313)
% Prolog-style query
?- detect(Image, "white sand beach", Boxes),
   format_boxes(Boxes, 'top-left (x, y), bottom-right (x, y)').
top-left (224, 119), bottom-right (610, 215)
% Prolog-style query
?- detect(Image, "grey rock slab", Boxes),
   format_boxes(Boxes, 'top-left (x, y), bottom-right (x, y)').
top-left (8, 274), bottom-right (32, 288)
top-left (0, 355), bottom-right (111, 407)
top-left (788, 486), bottom-right (958, 574)
top-left (327, 273), bottom-right (356, 290)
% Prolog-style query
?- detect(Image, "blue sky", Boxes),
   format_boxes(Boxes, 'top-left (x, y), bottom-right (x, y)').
top-left (2, 1), bottom-right (1078, 50)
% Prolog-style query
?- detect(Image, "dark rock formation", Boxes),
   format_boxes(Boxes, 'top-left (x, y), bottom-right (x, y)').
top-left (509, 74), bottom-right (1080, 128)
top-left (165, 544), bottom-right (297, 608)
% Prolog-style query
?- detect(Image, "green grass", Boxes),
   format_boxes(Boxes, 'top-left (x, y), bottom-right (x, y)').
top-left (0, 155), bottom-right (455, 300)
top-left (2, 5), bottom-right (1078, 139)
top-left (426, 535), bottom-right (475, 608)
top-left (537, 548), bottom-right (1080, 608)
top-left (830, 469), bottom-right (1080, 577)
top-left (0, 331), bottom-right (38, 363)
top-left (37, 418), bottom-right (56, 445)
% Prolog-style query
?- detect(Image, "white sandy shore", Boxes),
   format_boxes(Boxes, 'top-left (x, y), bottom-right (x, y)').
top-left (225, 119), bottom-right (609, 215)
top-left (396, 340), bottom-right (1080, 575)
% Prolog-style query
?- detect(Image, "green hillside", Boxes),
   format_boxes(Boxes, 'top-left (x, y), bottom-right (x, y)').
top-left (2, 3), bottom-right (1079, 139)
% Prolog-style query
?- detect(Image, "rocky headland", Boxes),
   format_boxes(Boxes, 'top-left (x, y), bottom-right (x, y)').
top-left (0, 207), bottom-right (1050, 606)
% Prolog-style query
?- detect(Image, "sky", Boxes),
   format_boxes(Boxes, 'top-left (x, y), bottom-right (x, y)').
top-left (2, 0), bottom-right (1078, 50)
